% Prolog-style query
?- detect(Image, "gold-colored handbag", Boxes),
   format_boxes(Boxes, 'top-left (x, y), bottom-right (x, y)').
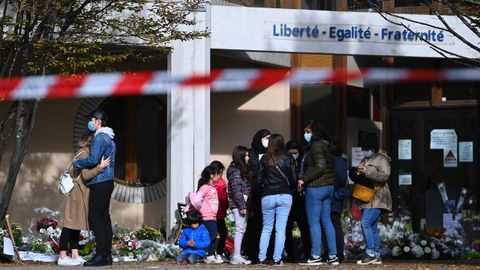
top-left (352, 183), bottom-right (376, 203)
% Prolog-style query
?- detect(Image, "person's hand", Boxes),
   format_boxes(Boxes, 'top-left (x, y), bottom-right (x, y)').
top-left (297, 180), bottom-right (304, 191)
top-left (240, 209), bottom-right (247, 216)
top-left (100, 156), bottom-right (111, 169)
top-left (357, 166), bottom-right (367, 175)
top-left (187, 240), bottom-right (195, 247)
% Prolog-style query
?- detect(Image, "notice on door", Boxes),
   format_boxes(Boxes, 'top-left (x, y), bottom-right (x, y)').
top-left (351, 147), bottom-right (364, 167)
top-left (430, 129), bottom-right (457, 149)
top-left (398, 139), bottom-right (412, 160)
top-left (430, 129), bottom-right (458, 168)
top-left (399, 174), bottom-right (412, 186)
top-left (459, 141), bottom-right (473, 162)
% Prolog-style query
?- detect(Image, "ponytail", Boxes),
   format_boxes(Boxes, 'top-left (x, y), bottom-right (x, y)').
top-left (197, 165), bottom-right (214, 191)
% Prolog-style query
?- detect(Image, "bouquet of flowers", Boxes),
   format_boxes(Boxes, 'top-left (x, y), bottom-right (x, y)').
top-left (342, 215), bottom-right (365, 260)
top-left (112, 225), bottom-right (143, 259)
top-left (26, 207), bottom-right (62, 254)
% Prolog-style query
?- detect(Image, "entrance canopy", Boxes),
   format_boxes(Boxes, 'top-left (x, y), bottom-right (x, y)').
top-left (211, 6), bottom-right (479, 59)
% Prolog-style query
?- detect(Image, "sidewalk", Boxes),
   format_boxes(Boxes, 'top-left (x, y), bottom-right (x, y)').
top-left (1, 260), bottom-right (480, 269)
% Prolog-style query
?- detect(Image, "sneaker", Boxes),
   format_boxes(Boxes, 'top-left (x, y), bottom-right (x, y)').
top-left (230, 256), bottom-right (252, 265)
top-left (274, 260), bottom-right (285, 266)
top-left (373, 256), bottom-right (382, 265)
top-left (357, 253), bottom-right (377, 265)
top-left (206, 255), bottom-right (222, 264)
top-left (299, 256), bottom-right (323, 266)
top-left (326, 255), bottom-right (340, 265)
top-left (216, 254), bottom-right (229, 263)
top-left (58, 256), bottom-right (79, 266)
top-left (73, 256), bottom-right (86, 264)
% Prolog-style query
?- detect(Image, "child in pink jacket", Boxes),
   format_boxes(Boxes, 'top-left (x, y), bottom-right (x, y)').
top-left (185, 165), bottom-right (222, 264)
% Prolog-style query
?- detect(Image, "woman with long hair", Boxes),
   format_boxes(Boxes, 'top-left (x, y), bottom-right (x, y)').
top-left (258, 134), bottom-right (296, 266)
top-left (58, 131), bottom-right (110, 266)
top-left (227, 146), bottom-right (252, 265)
top-left (298, 120), bottom-right (339, 265)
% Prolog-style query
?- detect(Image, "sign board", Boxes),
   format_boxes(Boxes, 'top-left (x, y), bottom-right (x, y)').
top-left (459, 141), bottom-right (473, 162)
top-left (3, 237), bottom-right (14, 256)
top-left (351, 147), bottom-right (364, 167)
top-left (430, 129), bottom-right (457, 149)
top-left (398, 139), bottom-right (412, 160)
top-left (430, 129), bottom-right (458, 168)
top-left (399, 174), bottom-right (412, 186)
top-left (443, 213), bottom-right (462, 230)
top-left (211, 6), bottom-right (480, 58)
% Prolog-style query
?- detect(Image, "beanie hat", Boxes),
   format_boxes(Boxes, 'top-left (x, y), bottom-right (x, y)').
top-left (361, 132), bottom-right (379, 151)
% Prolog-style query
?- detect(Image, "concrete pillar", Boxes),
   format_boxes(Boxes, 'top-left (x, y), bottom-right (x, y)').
top-left (167, 5), bottom-right (211, 230)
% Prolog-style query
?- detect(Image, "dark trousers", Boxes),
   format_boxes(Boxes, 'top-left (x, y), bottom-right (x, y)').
top-left (203, 220), bottom-right (218, 256)
top-left (89, 180), bottom-right (114, 257)
top-left (216, 218), bottom-right (228, 255)
top-left (321, 212), bottom-right (345, 261)
top-left (59, 227), bottom-right (80, 250)
top-left (285, 195), bottom-right (311, 261)
top-left (242, 192), bottom-right (262, 262)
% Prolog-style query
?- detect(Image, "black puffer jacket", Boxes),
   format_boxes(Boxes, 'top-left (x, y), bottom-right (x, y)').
top-left (260, 154), bottom-right (297, 197)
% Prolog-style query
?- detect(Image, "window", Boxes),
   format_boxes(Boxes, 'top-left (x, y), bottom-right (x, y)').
top-left (395, 0), bottom-right (426, 7)
top-left (302, 0), bottom-right (336, 10)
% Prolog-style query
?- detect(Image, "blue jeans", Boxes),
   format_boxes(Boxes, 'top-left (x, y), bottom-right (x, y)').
top-left (362, 208), bottom-right (382, 257)
top-left (258, 194), bottom-right (292, 262)
top-left (305, 185), bottom-right (337, 257)
top-left (177, 253), bottom-right (203, 264)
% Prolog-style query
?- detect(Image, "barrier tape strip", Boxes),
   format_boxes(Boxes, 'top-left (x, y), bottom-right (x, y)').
top-left (0, 68), bottom-right (479, 100)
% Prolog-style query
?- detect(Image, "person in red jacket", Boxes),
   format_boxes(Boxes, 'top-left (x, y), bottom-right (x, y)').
top-left (211, 160), bottom-right (229, 263)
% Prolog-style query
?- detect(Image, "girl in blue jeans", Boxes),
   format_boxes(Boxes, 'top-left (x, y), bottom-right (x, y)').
top-left (298, 120), bottom-right (339, 265)
top-left (354, 133), bottom-right (392, 265)
top-left (258, 134), bottom-right (297, 265)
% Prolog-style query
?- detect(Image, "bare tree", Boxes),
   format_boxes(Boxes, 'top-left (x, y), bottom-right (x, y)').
top-left (0, 0), bottom-right (208, 226)
top-left (363, 0), bottom-right (480, 66)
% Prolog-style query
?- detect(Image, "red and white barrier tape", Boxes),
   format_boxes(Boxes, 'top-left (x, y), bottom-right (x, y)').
top-left (0, 68), bottom-right (479, 100)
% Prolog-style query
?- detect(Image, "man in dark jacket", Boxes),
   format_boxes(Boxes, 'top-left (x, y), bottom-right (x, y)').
top-left (73, 110), bottom-right (116, 267)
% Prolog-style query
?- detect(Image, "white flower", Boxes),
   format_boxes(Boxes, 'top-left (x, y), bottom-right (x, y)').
top-left (420, 240), bottom-right (427, 246)
top-left (411, 245), bottom-right (425, 258)
top-left (39, 228), bottom-right (46, 235)
top-left (431, 248), bottom-right (440, 260)
top-left (430, 242), bottom-right (436, 248)
top-left (424, 247), bottom-right (432, 254)
top-left (403, 246), bottom-right (411, 253)
top-left (392, 246), bottom-right (403, 257)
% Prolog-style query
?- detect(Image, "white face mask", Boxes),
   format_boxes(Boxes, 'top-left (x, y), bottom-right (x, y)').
top-left (261, 138), bottom-right (269, 148)
top-left (292, 153), bottom-right (299, 160)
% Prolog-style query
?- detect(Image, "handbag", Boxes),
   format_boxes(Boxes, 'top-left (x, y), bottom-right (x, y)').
top-left (352, 183), bottom-right (376, 203)
top-left (58, 151), bottom-right (84, 195)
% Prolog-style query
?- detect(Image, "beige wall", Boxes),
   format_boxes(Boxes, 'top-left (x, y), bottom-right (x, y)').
top-left (0, 81), bottom-right (291, 230)
top-left (210, 82), bottom-right (291, 170)
top-left (0, 99), bottom-right (164, 231)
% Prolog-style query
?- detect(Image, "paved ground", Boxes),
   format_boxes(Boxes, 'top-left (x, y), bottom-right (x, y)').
top-left (1, 260), bottom-right (480, 269)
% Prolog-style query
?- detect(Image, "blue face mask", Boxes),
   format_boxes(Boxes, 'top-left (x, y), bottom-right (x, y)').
top-left (87, 120), bottom-right (96, 132)
top-left (304, 133), bottom-right (312, 143)
top-left (364, 150), bottom-right (373, 158)
top-left (292, 153), bottom-right (299, 160)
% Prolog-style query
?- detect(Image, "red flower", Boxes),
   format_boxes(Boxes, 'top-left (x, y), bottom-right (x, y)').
top-left (36, 217), bottom-right (58, 232)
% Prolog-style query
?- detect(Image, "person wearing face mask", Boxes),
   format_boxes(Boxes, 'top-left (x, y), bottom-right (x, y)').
top-left (354, 133), bottom-right (392, 265)
top-left (73, 110), bottom-right (116, 267)
top-left (242, 129), bottom-right (271, 263)
top-left (284, 140), bottom-right (311, 262)
top-left (297, 120), bottom-right (339, 266)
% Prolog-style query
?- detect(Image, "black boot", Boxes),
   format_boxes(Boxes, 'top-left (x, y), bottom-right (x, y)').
top-left (105, 255), bottom-right (112, 265)
top-left (84, 255), bottom-right (107, 267)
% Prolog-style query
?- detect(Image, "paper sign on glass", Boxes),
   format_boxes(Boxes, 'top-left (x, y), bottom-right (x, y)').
top-left (399, 174), bottom-right (412, 185)
top-left (459, 141), bottom-right (473, 162)
top-left (398, 139), bottom-right (412, 160)
top-left (351, 147), bottom-right (364, 167)
top-left (430, 129), bottom-right (457, 150)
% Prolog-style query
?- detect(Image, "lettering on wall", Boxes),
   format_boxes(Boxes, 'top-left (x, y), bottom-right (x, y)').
top-left (266, 22), bottom-right (453, 45)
